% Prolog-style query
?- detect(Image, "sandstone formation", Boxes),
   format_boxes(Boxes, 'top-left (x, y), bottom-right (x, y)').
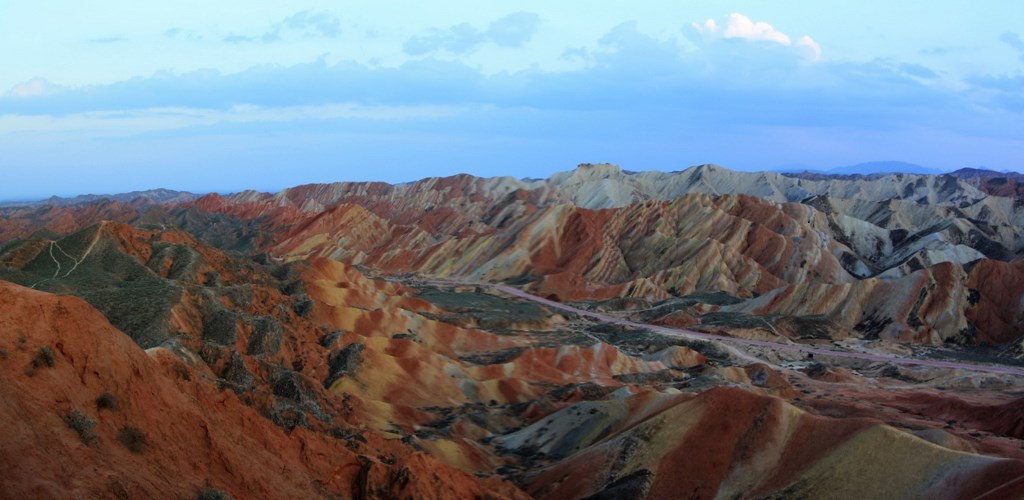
top-left (159, 164), bottom-right (1024, 347)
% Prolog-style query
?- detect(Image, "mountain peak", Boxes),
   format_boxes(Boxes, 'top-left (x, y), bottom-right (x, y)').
top-left (575, 163), bottom-right (622, 175)
top-left (549, 163), bottom-right (624, 185)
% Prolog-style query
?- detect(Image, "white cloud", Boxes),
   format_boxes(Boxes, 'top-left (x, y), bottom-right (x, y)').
top-left (6, 78), bottom-right (63, 98)
top-left (796, 36), bottom-right (822, 60)
top-left (696, 13), bottom-right (821, 60)
top-left (722, 13), bottom-right (790, 45)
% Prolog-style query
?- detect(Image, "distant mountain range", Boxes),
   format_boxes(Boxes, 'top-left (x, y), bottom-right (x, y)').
top-left (0, 188), bottom-right (198, 208)
top-left (775, 162), bottom-right (1024, 194)
top-left (3, 163), bottom-right (1022, 208)
top-left (829, 161), bottom-right (946, 176)
top-left (775, 161), bottom-right (945, 176)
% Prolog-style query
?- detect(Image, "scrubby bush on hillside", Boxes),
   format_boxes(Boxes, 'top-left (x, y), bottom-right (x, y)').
top-left (96, 392), bottom-right (118, 410)
top-left (117, 425), bottom-right (146, 453)
top-left (63, 409), bottom-right (96, 444)
top-left (197, 488), bottom-right (234, 500)
top-left (25, 345), bottom-right (55, 375)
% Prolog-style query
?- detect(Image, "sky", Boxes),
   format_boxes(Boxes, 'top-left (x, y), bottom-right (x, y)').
top-left (1, 1), bottom-right (1023, 199)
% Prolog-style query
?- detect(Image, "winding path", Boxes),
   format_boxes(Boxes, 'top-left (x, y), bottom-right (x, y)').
top-left (424, 279), bottom-right (1024, 377)
top-left (28, 222), bottom-right (106, 289)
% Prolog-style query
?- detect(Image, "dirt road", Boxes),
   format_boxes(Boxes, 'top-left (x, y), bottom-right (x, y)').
top-left (483, 283), bottom-right (1024, 377)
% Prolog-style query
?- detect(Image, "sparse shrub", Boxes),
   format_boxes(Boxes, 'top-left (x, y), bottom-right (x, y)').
top-left (96, 392), bottom-right (118, 411)
top-left (35, 346), bottom-right (55, 367)
top-left (197, 488), bottom-right (234, 500)
top-left (16, 336), bottom-right (27, 350)
top-left (117, 425), bottom-right (147, 453)
top-left (63, 409), bottom-right (97, 444)
top-left (25, 346), bottom-right (56, 376)
top-left (0, 348), bottom-right (8, 360)
top-left (805, 362), bottom-right (828, 379)
top-left (108, 479), bottom-right (130, 500)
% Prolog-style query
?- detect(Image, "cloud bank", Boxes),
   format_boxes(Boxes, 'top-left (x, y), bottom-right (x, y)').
top-left (0, 11), bottom-right (1021, 198)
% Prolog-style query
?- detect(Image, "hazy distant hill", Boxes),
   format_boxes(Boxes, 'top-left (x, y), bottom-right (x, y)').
top-left (774, 160), bottom-right (944, 177)
top-left (0, 188), bottom-right (198, 208)
top-left (828, 161), bottom-right (944, 176)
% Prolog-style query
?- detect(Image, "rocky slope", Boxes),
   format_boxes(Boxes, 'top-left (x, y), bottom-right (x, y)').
top-left (171, 164), bottom-right (1024, 348)
top-left (0, 280), bottom-right (525, 499)
top-left (948, 167), bottom-right (1024, 198)
top-left (513, 387), bottom-right (1024, 499)
top-left (4, 253), bottom-right (1024, 499)
top-left (3, 163), bottom-right (1022, 346)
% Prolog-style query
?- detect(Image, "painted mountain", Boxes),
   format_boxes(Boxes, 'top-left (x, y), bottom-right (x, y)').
top-left (2, 163), bottom-right (1024, 499)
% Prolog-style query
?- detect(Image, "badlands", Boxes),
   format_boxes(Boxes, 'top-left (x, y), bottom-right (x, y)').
top-left (1, 163), bottom-right (1023, 499)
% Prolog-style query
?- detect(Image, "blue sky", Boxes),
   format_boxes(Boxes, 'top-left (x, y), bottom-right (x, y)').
top-left (1, 1), bottom-right (1023, 199)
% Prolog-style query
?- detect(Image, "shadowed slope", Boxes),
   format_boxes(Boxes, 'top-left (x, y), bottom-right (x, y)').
top-left (519, 387), bottom-right (1024, 500)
